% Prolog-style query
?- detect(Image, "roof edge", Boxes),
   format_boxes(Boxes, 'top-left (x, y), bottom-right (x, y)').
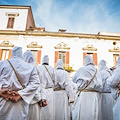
top-left (0, 5), bottom-right (31, 9)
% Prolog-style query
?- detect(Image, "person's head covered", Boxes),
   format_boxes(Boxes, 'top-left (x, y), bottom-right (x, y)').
top-left (42, 55), bottom-right (49, 65)
top-left (56, 59), bottom-right (63, 69)
top-left (117, 57), bottom-right (120, 67)
top-left (84, 55), bottom-right (94, 66)
top-left (23, 51), bottom-right (34, 64)
top-left (98, 60), bottom-right (108, 71)
top-left (11, 46), bottom-right (23, 59)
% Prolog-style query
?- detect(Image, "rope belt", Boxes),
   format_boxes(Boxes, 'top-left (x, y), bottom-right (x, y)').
top-left (9, 89), bottom-right (22, 92)
top-left (45, 87), bottom-right (53, 89)
top-left (78, 89), bottom-right (98, 93)
top-left (54, 87), bottom-right (65, 91)
top-left (102, 92), bottom-right (111, 93)
top-left (78, 89), bottom-right (111, 93)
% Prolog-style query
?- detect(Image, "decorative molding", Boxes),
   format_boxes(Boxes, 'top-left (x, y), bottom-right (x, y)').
top-left (27, 42), bottom-right (42, 48)
top-left (5, 12), bottom-right (19, 17)
top-left (109, 46), bottom-right (120, 52)
top-left (54, 42), bottom-right (70, 50)
top-left (82, 44), bottom-right (97, 51)
top-left (0, 40), bottom-right (14, 47)
top-left (0, 30), bottom-right (120, 40)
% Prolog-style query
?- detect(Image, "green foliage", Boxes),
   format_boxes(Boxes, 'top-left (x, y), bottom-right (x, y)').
top-left (64, 66), bottom-right (73, 73)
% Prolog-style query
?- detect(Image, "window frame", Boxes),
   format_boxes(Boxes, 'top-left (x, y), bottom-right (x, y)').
top-left (7, 17), bottom-right (15, 29)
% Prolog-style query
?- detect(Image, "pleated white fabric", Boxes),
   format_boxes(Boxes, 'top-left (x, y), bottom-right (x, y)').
top-left (73, 92), bottom-right (101, 120)
top-left (40, 88), bottom-right (55, 120)
top-left (113, 96), bottom-right (120, 120)
top-left (54, 90), bottom-right (70, 120)
top-left (101, 93), bottom-right (113, 120)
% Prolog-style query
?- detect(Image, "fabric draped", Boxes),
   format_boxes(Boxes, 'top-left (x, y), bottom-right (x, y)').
top-left (72, 55), bottom-right (102, 120)
top-left (98, 60), bottom-right (113, 120)
top-left (37, 62), bottom-right (57, 120)
top-left (0, 47), bottom-right (40, 120)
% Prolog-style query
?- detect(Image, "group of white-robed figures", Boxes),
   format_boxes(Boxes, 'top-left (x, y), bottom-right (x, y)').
top-left (0, 46), bottom-right (120, 120)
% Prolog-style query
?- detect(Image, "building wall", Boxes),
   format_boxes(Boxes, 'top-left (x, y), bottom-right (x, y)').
top-left (0, 5), bottom-right (120, 72)
top-left (0, 8), bottom-right (28, 31)
top-left (0, 34), bottom-right (119, 71)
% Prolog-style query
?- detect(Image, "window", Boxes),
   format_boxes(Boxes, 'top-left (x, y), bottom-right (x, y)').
top-left (30, 50), bottom-right (41, 65)
top-left (86, 53), bottom-right (93, 58)
top-left (54, 51), bottom-right (69, 68)
top-left (7, 17), bottom-right (15, 28)
top-left (83, 52), bottom-right (98, 66)
top-left (1, 49), bottom-right (9, 60)
top-left (59, 51), bottom-right (66, 66)
top-left (113, 54), bottom-right (120, 66)
top-left (31, 50), bottom-right (38, 64)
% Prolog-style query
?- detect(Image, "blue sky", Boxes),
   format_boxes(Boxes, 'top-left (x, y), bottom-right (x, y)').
top-left (0, 0), bottom-right (120, 34)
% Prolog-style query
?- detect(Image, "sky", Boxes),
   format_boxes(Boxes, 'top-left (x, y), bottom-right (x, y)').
top-left (0, 0), bottom-right (120, 34)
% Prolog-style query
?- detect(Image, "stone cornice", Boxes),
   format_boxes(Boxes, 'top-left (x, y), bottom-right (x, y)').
top-left (0, 40), bottom-right (14, 47)
top-left (109, 46), bottom-right (120, 52)
top-left (0, 5), bottom-right (31, 9)
top-left (0, 30), bottom-right (120, 41)
top-left (27, 42), bottom-right (42, 48)
top-left (54, 42), bottom-right (70, 50)
top-left (82, 44), bottom-right (97, 51)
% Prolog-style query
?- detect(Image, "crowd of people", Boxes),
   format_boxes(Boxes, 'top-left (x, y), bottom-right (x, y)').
top-left (0, 46), bottom-right (120, 120)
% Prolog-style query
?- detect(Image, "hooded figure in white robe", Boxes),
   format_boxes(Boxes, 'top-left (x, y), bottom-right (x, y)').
top-left (98, 60), bottom-right (113, 120)
top-left (54, 59), bottom-right (74, 120)
top-left (108, 57), bottom-right (120, 120)
top-left (72, 55), bottom-right (102, 120)
top-left (23, 51), bottom-right (42, 120)
top-left (0, 46), bottom-right (40, 120)
top-left (37, 55), bottom-right (57, 120)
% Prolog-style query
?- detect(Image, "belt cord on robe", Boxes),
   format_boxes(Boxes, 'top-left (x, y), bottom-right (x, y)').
top-left (77, 68), bottom-right (97, 97)
top-left (116, 87), bottom-right (120, 100)
top-left (77, 89), bottom-right (111, 93)
top-left (7, 59), bottom-right (25, 89)
top-left (43, 65), bottom-right (55, 85)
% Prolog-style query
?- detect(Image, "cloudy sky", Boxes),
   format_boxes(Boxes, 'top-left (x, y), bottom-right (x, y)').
top-left (0, 0), bottom-right (120, 34)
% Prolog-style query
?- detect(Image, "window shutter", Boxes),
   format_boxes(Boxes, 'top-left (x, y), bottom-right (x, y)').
top-left (54, 51), bottom-right (59, 68)
top-left (0, 49), bottom-right (2, 60)
top-left (0, 49), bottom-right (3, 60)
top-left (8, 49), bottom-right (12, 59)
top-left (7, 17), bottom-right (15, 28)
top-left (65, 51), bottom-right (69, 68)
top-left (83, 52), bottom-right (87, 65)
top-left (37, 50), bottom-right (41, 64)
top-left (93, 53), bottom-right (97, 66)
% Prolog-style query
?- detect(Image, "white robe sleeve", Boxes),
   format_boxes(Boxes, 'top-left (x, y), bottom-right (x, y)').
top-left (37, 66), bottom-right (47, 100)
top-left (18, 66), bottom-right (40, 104)
top-left (110, 73), bottom-right (120, 88)
top-left (64, 72), bottom-right (74, 103)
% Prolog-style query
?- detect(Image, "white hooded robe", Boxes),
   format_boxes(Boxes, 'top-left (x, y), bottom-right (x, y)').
top-left (23, 51), bottom-right (42, 120)
top-left (98, 60), bottom-right (113, 120)
top-left (54, 59), bottom-right (74, 120)
top-left (72, 55), bottom-right (102, 120)
top-left (37, 55), bottom-right (57, 120)
top-left (0, 47), bottom-right (40, 120)
top-left (109, 57), bottom-right (120, 120)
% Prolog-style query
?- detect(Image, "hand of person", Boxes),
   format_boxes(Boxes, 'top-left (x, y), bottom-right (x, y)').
top-left (38, 99), bottom-right (47, 107)
top-left (9, 91), bottom-right (21, 102)
top-left (0, 89), bottom-right (12, 100)
top-left (42, 99), bottom-right (47, 107)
